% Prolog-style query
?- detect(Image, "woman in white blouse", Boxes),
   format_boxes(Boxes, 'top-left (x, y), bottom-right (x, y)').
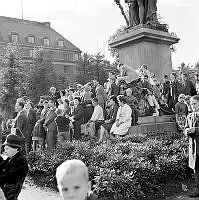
top-left (110, 95), bottom-right (132, 136)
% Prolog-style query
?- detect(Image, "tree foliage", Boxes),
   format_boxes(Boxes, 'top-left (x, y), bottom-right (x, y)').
top-left (26, 47), bottom-right (56, 103)
top-left (0, 43), bottom-right (25, 117)
top-left (76, 52), bottom-right (116, 85)
top-left (108, 26), bottom-right (127, 62)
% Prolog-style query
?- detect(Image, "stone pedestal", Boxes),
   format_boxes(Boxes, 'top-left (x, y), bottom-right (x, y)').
top-left (109, 25), bottom-right (180, 80)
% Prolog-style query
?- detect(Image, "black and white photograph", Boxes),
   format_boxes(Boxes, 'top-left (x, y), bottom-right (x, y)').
top-left (0, 0), bottom-right (199, 199)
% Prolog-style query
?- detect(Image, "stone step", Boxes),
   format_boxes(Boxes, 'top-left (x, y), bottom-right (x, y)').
top-left (138, 115), bottom-right (175, 125)
top-left (128, 122), bottom-right (177, 135)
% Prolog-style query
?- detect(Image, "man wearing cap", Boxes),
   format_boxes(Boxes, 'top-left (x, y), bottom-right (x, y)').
top-left (0, 134), bottom-right (28, 200)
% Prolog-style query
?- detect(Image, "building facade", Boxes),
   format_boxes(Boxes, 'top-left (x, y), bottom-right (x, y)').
top-left (0, 16), bottom-right (81, 82)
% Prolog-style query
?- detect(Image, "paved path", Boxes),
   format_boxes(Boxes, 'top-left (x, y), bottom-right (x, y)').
top-left (1, 179), bottom-right (199, 200)
top-left (165, 195), bottom-right (199, 200)
top-left (0, 179), bottom-right (61, 200)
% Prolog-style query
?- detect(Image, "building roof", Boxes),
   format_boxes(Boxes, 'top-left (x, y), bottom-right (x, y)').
top-left (0, 16), bottom-right (81, 52)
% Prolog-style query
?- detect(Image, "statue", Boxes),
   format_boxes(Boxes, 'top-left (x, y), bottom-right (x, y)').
top-left (145, 0), bottom-right (158, 25)
top-left (120, 0), bottom-right (158, 27)
top-left (126, 0), bottom-right (158, 26)
top-left (114, 0), bottom-right (167, 30)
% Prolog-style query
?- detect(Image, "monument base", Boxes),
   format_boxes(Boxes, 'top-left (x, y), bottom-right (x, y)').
top-left (109, 25), bottom-right (179, 80)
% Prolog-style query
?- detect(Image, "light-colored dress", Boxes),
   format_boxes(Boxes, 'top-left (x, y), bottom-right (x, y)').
top-left (110, 104), bottom-right (132, 136)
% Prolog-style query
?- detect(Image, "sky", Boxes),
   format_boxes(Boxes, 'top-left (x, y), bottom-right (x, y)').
top-left (0, 0), bottom-right (198, 69)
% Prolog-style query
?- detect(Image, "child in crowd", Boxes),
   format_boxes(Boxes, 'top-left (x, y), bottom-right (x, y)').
top-left (55, 109), bottom-right (71, 143)
top-left (56, 159), bottom-right (97, 200)
top-left (175, 94), bottom-right (188, 131)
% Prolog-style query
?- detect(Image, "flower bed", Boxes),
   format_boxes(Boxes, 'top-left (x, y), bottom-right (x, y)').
top-left (28, 133), bottom-right (191, 200)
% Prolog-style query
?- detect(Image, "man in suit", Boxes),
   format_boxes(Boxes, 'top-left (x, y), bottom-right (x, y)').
top-left (181, 73), bottom-right (197, 96)
top-left (185, 95), bottom-right (199, 197)
top-left (12, 101), bottom-right (28, 154)
top-left (43, 99), bottom-right (57, 151)
top-left (0, 134), bottom-right (29, 200)
top-left (24, 101), bottom-right (37, 153)
top-left (70, 97), bottom-right (84, 140)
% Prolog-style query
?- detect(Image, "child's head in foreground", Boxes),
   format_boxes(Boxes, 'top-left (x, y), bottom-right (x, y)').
top-left (56, 159), bottom-right (91, 200)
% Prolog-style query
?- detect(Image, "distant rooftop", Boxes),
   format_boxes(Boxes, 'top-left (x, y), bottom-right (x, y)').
top-left (0, 15), bottom-right (81, 52)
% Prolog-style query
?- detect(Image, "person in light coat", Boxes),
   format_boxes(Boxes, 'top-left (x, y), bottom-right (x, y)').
top-left (184, 95), bottom-right (199, 197)
top-left (110, 95), bottom-right (132, 136)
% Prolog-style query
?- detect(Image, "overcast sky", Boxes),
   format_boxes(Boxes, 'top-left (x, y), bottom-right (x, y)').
top-left (0, 0), bottom-right (198, 69)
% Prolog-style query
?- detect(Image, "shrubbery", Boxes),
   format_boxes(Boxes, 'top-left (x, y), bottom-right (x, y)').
top-left (28, 133), bottom-right (191, 200)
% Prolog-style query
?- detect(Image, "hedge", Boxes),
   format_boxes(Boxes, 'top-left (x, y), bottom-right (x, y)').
top-left (28, 133), bottom-right (191, 200)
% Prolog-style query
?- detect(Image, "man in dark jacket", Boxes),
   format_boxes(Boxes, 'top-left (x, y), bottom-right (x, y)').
top-left (181, 73), bottom-right (197, 96)
top-left (0, 134), bottom-right (29, 200)
top-left (25, 102), bottom-right (37, 153)
top-left (70, 97), bottom-right (84, 140)
top-left (12, 101), bottom-right (28, 154)
top-left (43, 99), bottom-right (57, 151)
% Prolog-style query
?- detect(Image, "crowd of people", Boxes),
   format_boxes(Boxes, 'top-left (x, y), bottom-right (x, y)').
top-left (0, 63), bottom-right (199, 153)
top-left (1, 62), bottom-right (199, 199)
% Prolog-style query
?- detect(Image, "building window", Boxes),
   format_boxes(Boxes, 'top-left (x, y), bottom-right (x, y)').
top-left (58, 40), bottom-right (64, 47)
top-left (64, 66), bottom-right (68, 73)
top-left (30, 49), bottom-right (34, 58)
top-left (28, 36), bottom-right (35, 44)
top-left (43, 38), bottom-right (50, 46)
top-left (11, 34), bottom-right (18, 42)
top-left (74, 53), bottom-right (79, 61)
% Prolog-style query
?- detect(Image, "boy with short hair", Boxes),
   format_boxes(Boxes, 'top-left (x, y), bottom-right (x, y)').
top-left (56, 159), bottom-right (97, 200)
top-left (55, 109), bottom-right (70, 143)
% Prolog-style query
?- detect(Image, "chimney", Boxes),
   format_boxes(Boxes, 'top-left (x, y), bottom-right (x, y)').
top-left (43, 22), bottom-right (51, 27)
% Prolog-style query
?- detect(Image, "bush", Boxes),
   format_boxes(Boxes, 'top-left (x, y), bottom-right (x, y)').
top-left (28, 134), bottom-right (190, 200)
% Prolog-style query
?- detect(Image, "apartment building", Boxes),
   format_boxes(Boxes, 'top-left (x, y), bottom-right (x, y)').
top-left (0, 16), bottom-right (81, 80)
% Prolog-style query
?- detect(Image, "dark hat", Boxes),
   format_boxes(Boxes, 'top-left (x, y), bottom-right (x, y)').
top-left (3, 134), bottom-right (21, 148)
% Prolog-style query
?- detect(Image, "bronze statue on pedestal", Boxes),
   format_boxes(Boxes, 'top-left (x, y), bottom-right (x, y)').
top-left (114, 0), bottom-right (159, 27)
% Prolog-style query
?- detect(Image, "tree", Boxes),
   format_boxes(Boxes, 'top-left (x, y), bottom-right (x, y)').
top-left (76, 52), bottom-right (115, 85)
top-left (0, 43), bottom-right (26, 117)
top-left (108, 26), bottom-right (127, 63)
top-left (26, 47), bottom-right (56, 103)
top-left (76, 52), bottom-right (93, 85)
